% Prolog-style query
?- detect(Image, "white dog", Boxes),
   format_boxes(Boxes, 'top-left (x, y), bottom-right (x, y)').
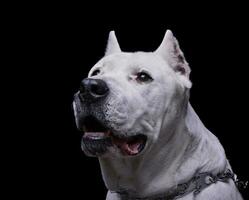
top-left (73, 30), bottom-right (243, 199)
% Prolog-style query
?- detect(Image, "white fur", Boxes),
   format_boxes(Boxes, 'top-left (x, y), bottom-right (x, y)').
top-left (105, 31), bottom-right (121, 56)
top-left (83, 31), bottom-right (243, 199)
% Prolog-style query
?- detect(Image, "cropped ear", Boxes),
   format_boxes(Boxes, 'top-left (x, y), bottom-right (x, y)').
top-left (155, 30), bottom-right (192, 88)
top-left (105, 31), bottom-right (122, 56)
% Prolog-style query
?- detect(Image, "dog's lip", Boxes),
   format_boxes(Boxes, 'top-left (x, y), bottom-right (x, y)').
top-left (83, 130), bottom-right (147, 156)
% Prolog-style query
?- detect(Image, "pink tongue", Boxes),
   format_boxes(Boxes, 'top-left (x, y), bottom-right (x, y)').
top-left (113, 138), bottom-right (141, 155)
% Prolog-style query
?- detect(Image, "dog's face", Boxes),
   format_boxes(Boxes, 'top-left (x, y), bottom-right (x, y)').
top-left (73, 30), bottom-right (192, 157)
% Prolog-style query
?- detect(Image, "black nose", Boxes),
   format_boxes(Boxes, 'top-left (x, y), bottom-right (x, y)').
top-left (79, 78), bottom-right (109, 101)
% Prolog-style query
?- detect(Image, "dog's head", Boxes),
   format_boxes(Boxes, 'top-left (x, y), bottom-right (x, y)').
top-left (73, 30), bottom-right (192, 157)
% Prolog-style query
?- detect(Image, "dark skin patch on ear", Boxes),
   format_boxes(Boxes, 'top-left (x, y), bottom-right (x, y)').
top-left (173, 41), bottom-right (185, 64)
top-left (175, 64), bottom-right (186, 74)
top-left (173, 42), bottom-right (178, 54)
top-left (178, 55), bottom-right (185, 63)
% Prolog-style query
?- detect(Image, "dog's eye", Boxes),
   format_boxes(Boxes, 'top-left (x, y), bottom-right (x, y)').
top-left (91, 69), bottom-right (101, 76)
top-left (136, 72), bottom-right (153, 83)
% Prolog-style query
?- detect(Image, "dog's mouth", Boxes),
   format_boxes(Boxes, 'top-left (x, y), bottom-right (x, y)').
top-left (81, 116), bottom-right (147, 156)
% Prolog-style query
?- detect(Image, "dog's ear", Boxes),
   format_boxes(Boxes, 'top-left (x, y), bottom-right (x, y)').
top-left (105, 31), bottom-right (122, 56)
top-left (155, 30), bottom-right (192, 88)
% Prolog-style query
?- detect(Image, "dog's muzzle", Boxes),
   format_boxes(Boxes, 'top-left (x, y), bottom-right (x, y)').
top-left (74, 78), bottom-right (147, 157)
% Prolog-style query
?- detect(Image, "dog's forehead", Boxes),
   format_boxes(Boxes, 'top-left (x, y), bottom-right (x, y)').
top-left (92, 52), bottom-right (171, 74)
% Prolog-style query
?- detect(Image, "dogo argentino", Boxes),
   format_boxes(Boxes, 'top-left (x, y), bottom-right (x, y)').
top-left (73, 30), bottom-right (243, 200)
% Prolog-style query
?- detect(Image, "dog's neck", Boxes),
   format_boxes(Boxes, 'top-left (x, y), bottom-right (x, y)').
top-left (99, 103), bottom-right (227, 198)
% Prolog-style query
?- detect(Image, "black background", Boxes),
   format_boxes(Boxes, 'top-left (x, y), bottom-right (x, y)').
top-left (9, 3), bottom-right (248, 199)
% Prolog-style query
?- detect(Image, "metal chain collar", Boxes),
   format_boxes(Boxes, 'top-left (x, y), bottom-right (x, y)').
top-left (116, 168), bottom-right (247, 200)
